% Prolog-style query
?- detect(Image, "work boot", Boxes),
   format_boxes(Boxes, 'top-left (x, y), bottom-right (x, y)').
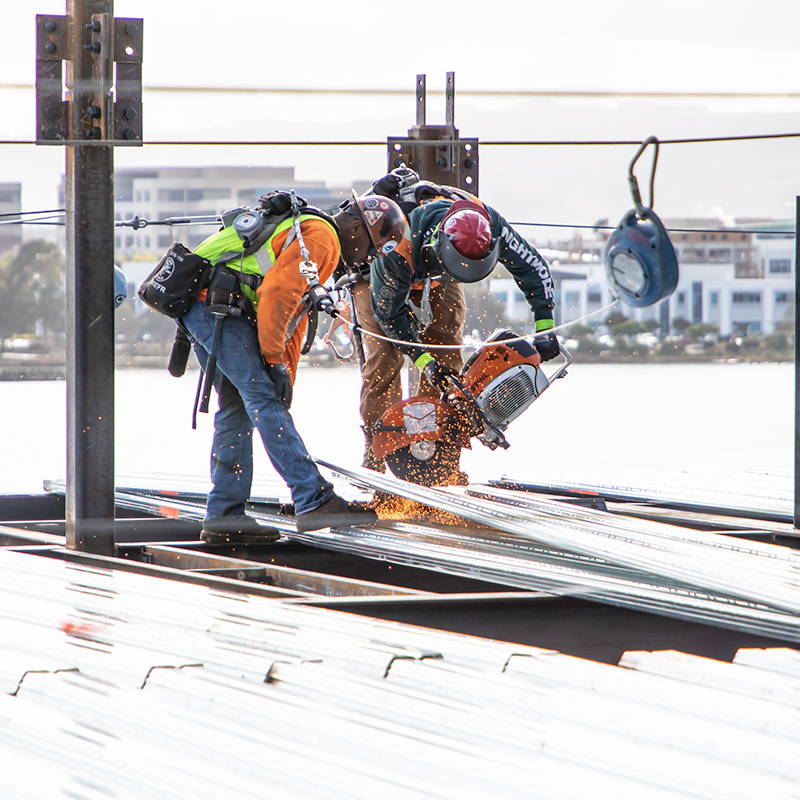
top-left (201, 514), bottom-right (281, 545)
top-left (295, 495), bottom-right (378, 532)
top-left (361, 426), bottom-right (386, 473)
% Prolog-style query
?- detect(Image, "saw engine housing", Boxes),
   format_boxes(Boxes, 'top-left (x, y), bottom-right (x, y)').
top-left (373, 330), bottom-right (558, 484)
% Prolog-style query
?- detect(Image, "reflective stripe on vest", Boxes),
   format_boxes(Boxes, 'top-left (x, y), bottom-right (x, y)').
top-left (196, 213), bottom-right (336, 309)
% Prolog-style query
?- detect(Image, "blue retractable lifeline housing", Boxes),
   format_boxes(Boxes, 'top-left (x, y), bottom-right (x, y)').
top-left (604, 207), bottom-right (678, 307)
top-left (603, 135), bottom-right (679, 308)
top-left (114, 265), bottom-right (128, 308)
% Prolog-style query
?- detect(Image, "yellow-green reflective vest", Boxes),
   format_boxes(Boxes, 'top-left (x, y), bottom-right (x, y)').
top-left (194, 214), bottom-right (337, 309)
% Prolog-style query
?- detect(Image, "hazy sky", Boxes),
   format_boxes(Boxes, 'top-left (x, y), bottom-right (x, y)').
top-left (3, 0), bottom-right (799, 230)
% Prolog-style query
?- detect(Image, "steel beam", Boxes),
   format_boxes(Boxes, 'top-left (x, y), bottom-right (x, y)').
top-left (141, 545), bottom-right (423, 597)
top-left (795, 195), bottom-right (799, 527)
top-left (29, 546), bottom-right (307, 599)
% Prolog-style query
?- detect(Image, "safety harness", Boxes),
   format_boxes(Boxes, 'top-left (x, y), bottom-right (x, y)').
top-left (182, 191), bottom-right (339, 425)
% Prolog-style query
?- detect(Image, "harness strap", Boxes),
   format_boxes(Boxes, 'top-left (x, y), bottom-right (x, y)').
top-left (407, 277), bottom-right (434, 332)
top-left (301, 307), bottom-right (319, 354)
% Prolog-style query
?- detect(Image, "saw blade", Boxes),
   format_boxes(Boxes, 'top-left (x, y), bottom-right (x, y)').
top-left (385, 442), bottom-right (461, 487)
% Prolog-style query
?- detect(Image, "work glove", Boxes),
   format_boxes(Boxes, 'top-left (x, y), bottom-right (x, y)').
top-left (306, 280), bottom-right (335, 316)
top-left (265, 362), bottom-right (293, 408)
top-left (533, 331), bottom-right (560, 362)
top-left (372, 165), bottom-right (419, 197)
top-left (415, 352), bottom-right (457, 393)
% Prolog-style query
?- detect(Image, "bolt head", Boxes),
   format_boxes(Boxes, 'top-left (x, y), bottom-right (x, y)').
top-left (44, 41), bottom-right (57, 54)
top-left (43, 20), bottom-right (57, 33)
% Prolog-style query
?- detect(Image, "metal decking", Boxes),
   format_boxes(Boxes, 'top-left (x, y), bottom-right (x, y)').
top-left (2, 465), bottom-right (799, 797)
top-left (1, 547), bottom-right (798, 799)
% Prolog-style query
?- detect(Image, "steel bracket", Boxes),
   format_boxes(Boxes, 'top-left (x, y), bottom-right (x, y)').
top-left (35, 13), bottom-right (143, 145)
top-left (35, 15), bottom-right (68, 142)
top-left (387, 72), bottom-right (479, 193)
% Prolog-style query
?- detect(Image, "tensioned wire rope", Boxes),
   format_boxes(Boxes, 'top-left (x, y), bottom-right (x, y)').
top-left (2, 212), bottom-right (792, 349)
top-left (5, 82), bottom-right (800, 99)
top-left (2, 209), bottom-right (795, 237)
top-left (3, 132), bottom-right (800, 146)
top-left (2, 118), bottom-right (794, 348)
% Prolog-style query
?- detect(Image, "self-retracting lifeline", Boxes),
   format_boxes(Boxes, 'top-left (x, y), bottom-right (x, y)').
top-left (604, 135), bottom-right (679, 308)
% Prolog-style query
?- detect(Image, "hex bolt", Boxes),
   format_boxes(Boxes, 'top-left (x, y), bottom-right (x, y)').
top-left (436, 157), bottom-right (448, 169)
top-left (43, 20), bottom-right (57, 33)
top-left (44, 41), bottom-right (57, 54)
top-left (87, 126), bottom-right (102, 139)
top-left (85, 20), bottom-right (101, 32)
top-left (125, 23), bottom-right (138, 36)
top-left (83, 42), bottom-right (101, 53)
top-left (122, 127), bottom-right (138, 140)
top-left (122, 106), bottom-right (138, 121)
top-left (464, 157), bottom-right (476, 169)
top-left (88, 105), bottom-right (102, 119)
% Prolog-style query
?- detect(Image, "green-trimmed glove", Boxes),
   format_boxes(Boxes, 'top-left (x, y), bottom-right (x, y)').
top-left (533, 331), bottom-right (560, 361)
top-left (415, 352), bottom-right (456, 392)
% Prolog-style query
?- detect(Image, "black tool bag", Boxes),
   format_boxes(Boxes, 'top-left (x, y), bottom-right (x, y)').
top-left (137, 242), bottom-right (213, 318)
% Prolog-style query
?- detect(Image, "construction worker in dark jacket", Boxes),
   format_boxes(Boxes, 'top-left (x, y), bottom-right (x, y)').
top-left (181, 192), bottom-right (407, 542)
top-left (353, 173), bottom-right (558, 478)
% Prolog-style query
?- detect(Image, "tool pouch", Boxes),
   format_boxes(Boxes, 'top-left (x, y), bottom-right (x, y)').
top-left (138, 242), bottom-right (213, 318)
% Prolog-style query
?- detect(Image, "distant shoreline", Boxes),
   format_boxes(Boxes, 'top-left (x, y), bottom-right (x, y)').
top-left (0, 353), bottom-right (791, 381)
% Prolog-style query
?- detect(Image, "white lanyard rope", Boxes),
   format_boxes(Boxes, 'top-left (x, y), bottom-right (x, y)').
top-left (344, 297), bottom-right (620, 351)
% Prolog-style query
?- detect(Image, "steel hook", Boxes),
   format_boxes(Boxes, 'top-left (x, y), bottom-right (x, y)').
top-left (627, 135), bottom-right (660, 217)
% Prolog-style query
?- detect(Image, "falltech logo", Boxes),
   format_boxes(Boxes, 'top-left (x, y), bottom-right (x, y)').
top-left (155, 257), bottom-right (175, 284)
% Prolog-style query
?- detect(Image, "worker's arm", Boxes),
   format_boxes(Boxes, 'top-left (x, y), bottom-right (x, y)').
top-left (369, 250), bottom-right (427, 361)
top-left (487, 206), bottom-right (556, 331)
top-left (256, 220), bottom-right (340, 364)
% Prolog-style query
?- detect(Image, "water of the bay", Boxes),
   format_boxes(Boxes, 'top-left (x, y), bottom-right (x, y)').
top-left (0, 361), bottom-right (791, 496)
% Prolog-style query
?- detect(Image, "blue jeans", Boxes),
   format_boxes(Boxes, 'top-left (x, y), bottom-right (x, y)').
top-left (181, 300), bottom-right (334, 519)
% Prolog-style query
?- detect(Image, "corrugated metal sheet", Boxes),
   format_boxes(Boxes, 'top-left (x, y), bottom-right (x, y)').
top-left (1, 549), bottom-right (797, 799)
top-left (58, 472), bottom-right (800, 642)
top-left (498, 468), bottom-right (793, 520)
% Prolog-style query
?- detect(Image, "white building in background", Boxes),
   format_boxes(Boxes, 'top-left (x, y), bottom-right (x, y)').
top-left (490, 219), bottom-right (795, 336)
top-left (59, 165), bottom-right (369, 260)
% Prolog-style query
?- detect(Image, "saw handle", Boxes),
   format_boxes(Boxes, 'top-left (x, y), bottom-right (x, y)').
top-left (445, 373), bottom-right (510, 450)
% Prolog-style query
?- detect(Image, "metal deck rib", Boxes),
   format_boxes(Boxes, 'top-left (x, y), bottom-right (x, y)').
top-left (1, 548), bottom-right (798, 799)
top-left (318, 462), bottom-right (800, 618)
top-left (496, 469), bottom-right (794, 521)
top-left (50, 468), bottom-right (800, 643)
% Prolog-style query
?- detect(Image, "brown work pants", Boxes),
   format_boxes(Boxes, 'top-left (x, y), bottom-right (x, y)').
top-left (352, 278), bottom-right (466, 428)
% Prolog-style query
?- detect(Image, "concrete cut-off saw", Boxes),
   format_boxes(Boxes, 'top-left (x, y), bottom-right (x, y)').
top-left (371, 330), bottom-right (572, 486)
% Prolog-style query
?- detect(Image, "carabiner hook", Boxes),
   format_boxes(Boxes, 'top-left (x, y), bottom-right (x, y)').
top-left (322, 299), bottom-right (356, 363)
top-left (627, 135), bottom-right (660, 218)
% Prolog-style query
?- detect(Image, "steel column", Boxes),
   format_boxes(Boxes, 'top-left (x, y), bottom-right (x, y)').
top-left (64, 0), bottom-right (116, 554)
top-left (794, 196), bottom-right (800, 527)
